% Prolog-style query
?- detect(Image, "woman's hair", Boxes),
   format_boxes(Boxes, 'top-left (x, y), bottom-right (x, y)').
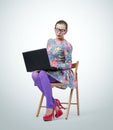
top-left (55, 20), bottom-right (68, 30)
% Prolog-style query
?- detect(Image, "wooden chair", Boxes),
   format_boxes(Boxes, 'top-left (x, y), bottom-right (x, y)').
top-left (36, 61), bottom-right (80, 119)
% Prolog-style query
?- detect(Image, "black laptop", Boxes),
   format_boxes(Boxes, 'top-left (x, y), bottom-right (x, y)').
top-left (22, 48), bottom-right (59, 72)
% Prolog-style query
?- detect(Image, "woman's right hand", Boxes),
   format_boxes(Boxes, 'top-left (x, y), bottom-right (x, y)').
top-left (50, 59), bottom-right (58, 68)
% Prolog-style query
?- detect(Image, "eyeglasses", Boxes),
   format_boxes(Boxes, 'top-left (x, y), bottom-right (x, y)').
top-left (55, 28), bottom-right (66, 33)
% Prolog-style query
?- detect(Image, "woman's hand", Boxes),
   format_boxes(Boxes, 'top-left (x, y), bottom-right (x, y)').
top-left (50, 59), bottom-right (58, 68)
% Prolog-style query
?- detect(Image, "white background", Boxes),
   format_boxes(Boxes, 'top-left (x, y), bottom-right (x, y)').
top-left (0, 0), bottom-right (113, 130)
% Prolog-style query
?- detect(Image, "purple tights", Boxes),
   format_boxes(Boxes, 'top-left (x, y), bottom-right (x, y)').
top-left (32, 70), bottom-right (58, 108)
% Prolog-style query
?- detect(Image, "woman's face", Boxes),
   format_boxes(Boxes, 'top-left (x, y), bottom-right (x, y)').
top-left (55, 24), bottom-right (67, 40)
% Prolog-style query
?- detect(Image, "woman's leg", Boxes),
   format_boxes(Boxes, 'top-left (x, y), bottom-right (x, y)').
top-left (38, 70), bottom-right (57, 108)
top-left (32, 71), bottom-right (63, 120)
top-left (32, 70), bottom-right (57, 108)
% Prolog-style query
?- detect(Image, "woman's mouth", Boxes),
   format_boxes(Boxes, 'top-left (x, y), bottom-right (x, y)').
top-left (57, 35), bottom-right (61, 37)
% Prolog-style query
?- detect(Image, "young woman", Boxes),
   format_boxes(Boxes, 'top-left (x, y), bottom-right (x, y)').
top-left (32, 20), bottom-right (77, 121)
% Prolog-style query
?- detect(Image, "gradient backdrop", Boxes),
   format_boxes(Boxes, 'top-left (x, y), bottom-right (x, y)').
top-left (0, 0), bottom-right (113, 130)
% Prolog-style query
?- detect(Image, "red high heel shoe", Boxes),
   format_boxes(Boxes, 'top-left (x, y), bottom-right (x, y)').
top-left (55, 109), bottom-right (63, 118)
top-left (55, 99), bottom-right (65, 118)
top-left (43, 109), bottom-right (54, 121)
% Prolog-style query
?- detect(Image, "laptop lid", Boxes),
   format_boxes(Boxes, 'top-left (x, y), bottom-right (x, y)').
top-left (22, 48), bottom-right (58, 72)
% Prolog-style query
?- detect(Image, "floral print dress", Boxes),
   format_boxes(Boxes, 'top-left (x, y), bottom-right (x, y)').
top-left (46, 39), bottom-right (77, 89)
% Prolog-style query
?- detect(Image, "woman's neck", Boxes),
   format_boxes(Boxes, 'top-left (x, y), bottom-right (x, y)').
top-left (57, 37), bottom-right (64, 41)
top-left (55, 38), bottom-right (65, 43)
top-left (55, 38), bottom-right (65, 44)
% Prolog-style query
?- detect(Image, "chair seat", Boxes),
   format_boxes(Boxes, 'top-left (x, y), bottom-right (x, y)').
top-left (51, 83), bottom-right (67, 89)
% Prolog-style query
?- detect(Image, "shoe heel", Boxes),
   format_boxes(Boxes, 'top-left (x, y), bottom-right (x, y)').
top-left (55, 109), bottom-right (63, 118)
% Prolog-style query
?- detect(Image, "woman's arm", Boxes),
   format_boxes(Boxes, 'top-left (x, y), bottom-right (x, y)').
top-left (58, 43), bottom-right (72, 69)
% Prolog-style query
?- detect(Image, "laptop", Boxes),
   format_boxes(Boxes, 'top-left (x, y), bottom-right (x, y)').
top-left (22, 48), bottom-right (60, 72)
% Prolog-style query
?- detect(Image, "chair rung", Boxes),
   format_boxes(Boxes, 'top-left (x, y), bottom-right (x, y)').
top-left (61, 102), bottom-right (77, 105)
top-left (41, 106), bottom-right (46, 108)
top-left (40, 103), bottom-right (77, 108)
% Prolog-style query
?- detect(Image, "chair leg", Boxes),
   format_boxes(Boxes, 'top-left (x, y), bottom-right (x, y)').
top-left (65, 89), bottom-right (73, 120)
top-left (76, 86), bottom-right (80, 115)
top-left (36, 94), bottom-right (44, 117)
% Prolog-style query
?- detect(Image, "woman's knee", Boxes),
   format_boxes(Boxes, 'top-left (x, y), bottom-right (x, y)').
top-left (39, 70), bottom-right (47, 78)
top-left (32, 71), bottom-right (39, 81)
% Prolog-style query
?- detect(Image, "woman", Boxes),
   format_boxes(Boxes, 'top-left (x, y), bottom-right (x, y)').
top-left (32, 20), bottom-right (77, 121)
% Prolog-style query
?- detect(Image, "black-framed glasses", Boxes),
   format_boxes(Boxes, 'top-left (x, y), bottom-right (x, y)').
top-left (55, 28), bottom-right (66, 33)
